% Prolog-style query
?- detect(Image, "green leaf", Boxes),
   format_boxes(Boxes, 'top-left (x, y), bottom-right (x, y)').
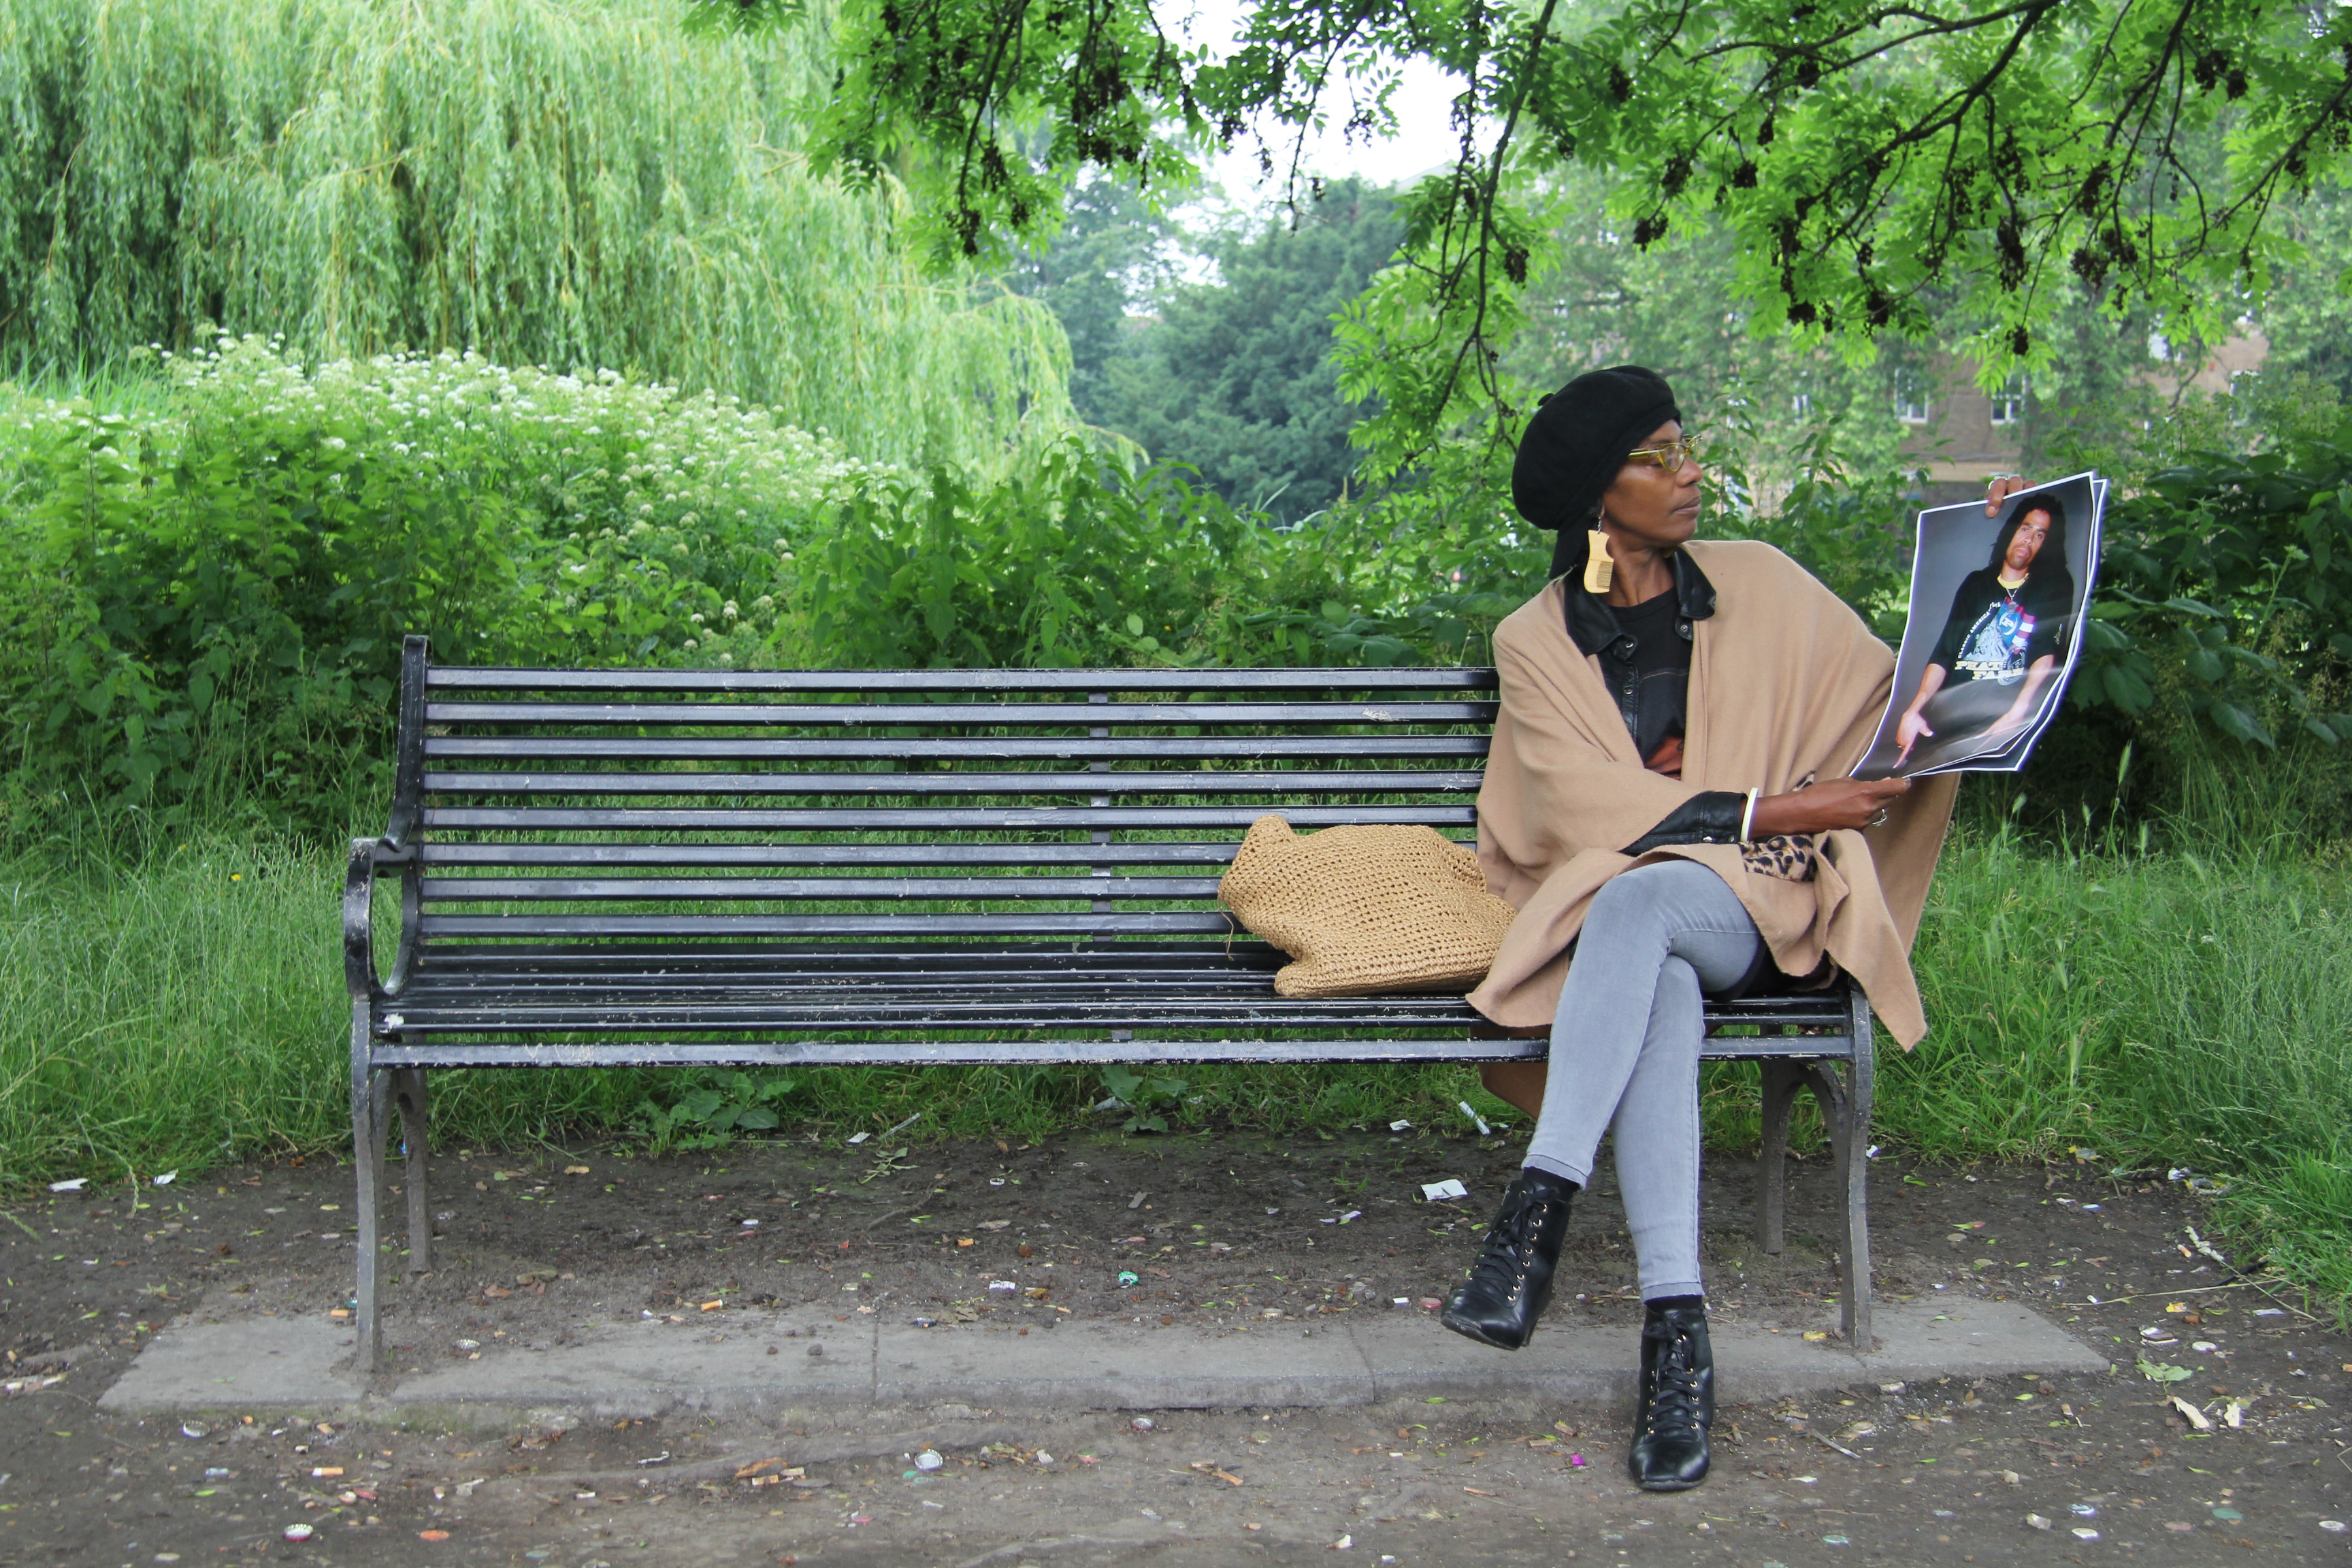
top-left (2102, 665), bottom-right (2155, 713)
top-left (2137, 1358), bottom-right (2193, 1384)
top-left (2208, 702), bottom-right (2275, 748)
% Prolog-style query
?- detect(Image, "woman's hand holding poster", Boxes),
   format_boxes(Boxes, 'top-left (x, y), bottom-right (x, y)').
top-left (1852, 472), bottom-right (2106, 781)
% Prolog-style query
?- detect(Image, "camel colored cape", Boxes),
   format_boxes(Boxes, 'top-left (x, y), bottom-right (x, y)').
top-left (1465, 540), bottom-right (1957, 1048)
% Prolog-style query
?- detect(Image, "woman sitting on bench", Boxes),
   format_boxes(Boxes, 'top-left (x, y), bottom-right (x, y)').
top-left (1445, 365), bottom-right (1998, 1491)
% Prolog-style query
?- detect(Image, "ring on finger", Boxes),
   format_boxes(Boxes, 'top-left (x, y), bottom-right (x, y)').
top-left (1867, 808), bottom-right (1890, 828)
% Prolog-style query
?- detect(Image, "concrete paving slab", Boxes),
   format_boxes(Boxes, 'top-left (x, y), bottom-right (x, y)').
top-left (872, 1319), bottom-right (1377, 1409)
top-left (99, 1293), bottom-right (2104, 1418)
top-left (387, 1316), bottom-right (879, 1418)
top-left (95, 1317), bottom-right (362, 1411)
top-left (1344, 1296), bottom-right (2102, 1403)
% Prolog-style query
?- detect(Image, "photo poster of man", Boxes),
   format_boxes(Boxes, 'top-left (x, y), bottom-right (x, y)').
top-left (1851, 472), bottom-right (2106, 781)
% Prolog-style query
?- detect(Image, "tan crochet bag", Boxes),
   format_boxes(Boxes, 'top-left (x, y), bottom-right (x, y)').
top-left (1215, 815), bottom-right (1517, 998)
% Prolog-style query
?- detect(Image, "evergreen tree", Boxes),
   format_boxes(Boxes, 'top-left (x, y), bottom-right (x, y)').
top-left (2257, 192), bottom-right (2352, 401)
top-left (1088, 180), bottom-right (1403, 524)
top-left (1005, 176), bottom-right (1180, 427)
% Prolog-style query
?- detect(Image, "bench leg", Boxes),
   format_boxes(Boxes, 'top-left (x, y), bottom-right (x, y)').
top-left (351, 1061), bottom-right (392, 1376)
top-left (1840, 998), bottom-right (1877, 1351)
top-left (1800, 1062), bottom-right (1874, 1346)
top-left (1757, 1058), bottom-right (1804, 1255)
top-left (392, 1068), bottom-right (431, 1279)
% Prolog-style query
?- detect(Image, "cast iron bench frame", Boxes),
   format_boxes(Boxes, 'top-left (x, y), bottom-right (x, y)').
top-left (342, 635), bottom-right (1877, 1372)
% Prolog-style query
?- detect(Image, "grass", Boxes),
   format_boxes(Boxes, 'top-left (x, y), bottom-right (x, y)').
top-left (1, 824), bottom-right (2345, 1311)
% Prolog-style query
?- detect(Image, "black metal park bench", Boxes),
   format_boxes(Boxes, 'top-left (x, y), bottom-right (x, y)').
top-left (342, 635), bottom-right (1878, 1372)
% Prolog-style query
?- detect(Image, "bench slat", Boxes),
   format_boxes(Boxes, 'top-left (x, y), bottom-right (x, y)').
top-left (425, 736), bottom-right (1489, 763)
top-left (423, 700), bottom-right (1497, 727)
top-left (414, 842), bottom-right (1283, 868)
top-left (384, 1000), bottom-right (1486, 1028)
top-left (366, 1036), bottom-right (1846, 1067)
top-left (395, 938), bottom-right (1298, 969)
top-left (419, 768), bottom-right (1486, 797)
top-left (416, 912), bottom-right (1243, 937)
top-left (422, 804), bottom-right (1479, 830)
top-left (426, 666), bottom-right (1500, 693)
top-left (419, 875), bottom-right (1226, 901)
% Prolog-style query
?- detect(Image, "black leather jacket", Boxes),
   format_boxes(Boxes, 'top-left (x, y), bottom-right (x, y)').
top-left (1560, 551), bottom-right (1746, 855)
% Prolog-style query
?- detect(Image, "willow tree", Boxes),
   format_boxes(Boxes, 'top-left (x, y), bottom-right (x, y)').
top-left (0, 0), bottom-right (1076, 471)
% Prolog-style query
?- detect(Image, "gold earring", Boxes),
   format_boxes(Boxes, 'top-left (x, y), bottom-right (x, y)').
top-left (1582, 527), bottom-right (1614, 595)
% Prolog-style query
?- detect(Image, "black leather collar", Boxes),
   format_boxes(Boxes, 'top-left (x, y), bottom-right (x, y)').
top-left (1561, 546), bottom-right (1718, 657)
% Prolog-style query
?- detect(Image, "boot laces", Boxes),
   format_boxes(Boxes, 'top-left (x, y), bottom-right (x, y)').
top-left (1464, 1189), bottom-right (1556, 1294)
top-left (1642, 1326), bottom-right (1705, 1437)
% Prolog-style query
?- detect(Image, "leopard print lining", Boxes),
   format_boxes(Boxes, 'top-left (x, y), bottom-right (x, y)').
top-left (1739, 772), bottom-right (1820, 881)
top-left (1739, 834), bottom-right (1818, 881)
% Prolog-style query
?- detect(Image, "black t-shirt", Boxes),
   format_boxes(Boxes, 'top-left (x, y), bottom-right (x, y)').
top-left (1603, 587), bottom-right (1693, 766)
top-left (1929, 565), bottom-right (2074, 685)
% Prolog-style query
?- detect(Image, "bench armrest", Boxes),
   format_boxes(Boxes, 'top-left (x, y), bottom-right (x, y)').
top-left (344, 838), bottom-right (421, 1004)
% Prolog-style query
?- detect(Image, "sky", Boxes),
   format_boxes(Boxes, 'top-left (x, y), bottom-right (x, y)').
top-left (1165, 0), bottom-right (1469, 206)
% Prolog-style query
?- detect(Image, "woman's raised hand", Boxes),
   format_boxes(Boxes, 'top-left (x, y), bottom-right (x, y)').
top-left (1749, 775), bottom-right (1912, 838)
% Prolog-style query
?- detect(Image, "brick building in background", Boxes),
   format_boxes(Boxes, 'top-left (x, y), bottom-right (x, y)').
top-left (1899, 331), bottom-right (2270, 508)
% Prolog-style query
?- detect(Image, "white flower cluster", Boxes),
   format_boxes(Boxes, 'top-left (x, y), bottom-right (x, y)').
top-left (3, 333), bottom-right (901, 527)
top-left (0, 393), bottom-right (151, 480)
top-left (1, 333), bottom-right (905, 666)
top-left (154, 332), bottom-right (900, 524)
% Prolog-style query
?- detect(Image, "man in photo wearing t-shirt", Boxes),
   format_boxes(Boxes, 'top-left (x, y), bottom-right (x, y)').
top-left (1891, 496), bottom-right (2075, 772)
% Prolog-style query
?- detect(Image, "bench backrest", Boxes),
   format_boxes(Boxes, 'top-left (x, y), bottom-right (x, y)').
top-left (390, 636), bottom-right (1499, 949)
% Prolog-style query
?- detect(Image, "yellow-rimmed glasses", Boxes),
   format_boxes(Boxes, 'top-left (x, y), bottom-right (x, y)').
top-left (1624, 438), bottom-right (1701, 471)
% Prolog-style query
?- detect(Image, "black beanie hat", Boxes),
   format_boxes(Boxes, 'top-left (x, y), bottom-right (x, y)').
top-left (1512, 365), bottom-right (1682, 579)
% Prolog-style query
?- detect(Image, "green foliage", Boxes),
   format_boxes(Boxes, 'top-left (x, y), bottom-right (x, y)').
top-left (1705, 437), bottom-right (1921, 639)
top-left (2250, 192), bottom-right (2352, 402)
top-left (803, 441), bottom-right (1531, 672)
top-left (0, 0), bottom-right (1077, 473)
top-left (1100, 1066), bottom-right (1188, 1134)
top-left (1085, 180), bottom-right (1405, 523)
top-left (1507, 167), bottom-right (1910, 497)
top-left (1006, 176), bottom-right (1186, 425)
top-left (0, 340), bottom-right (877, 838)
top-left (629, 1072), bottom-right (798, 1155)
top-left (784, 0), bottom-right (2352, 465)
top-left (2070, 434), bottom-right (2352, 752)
top-left (805, 448), bottom-right (1250, 670)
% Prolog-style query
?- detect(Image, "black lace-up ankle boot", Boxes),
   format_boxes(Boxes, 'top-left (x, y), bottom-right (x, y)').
top-left (1628, 1299), bottom-right (1715, 1490)
top-left (1439, 1168), bottom-right (1578, 1351)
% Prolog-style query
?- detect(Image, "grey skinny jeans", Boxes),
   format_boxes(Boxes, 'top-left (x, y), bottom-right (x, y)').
top-left (1520, 860), bottom-right (1761, 1302)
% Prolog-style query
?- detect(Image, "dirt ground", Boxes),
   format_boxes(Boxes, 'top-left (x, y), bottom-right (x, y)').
top-left (1, 1123), bottom-right (2347, 1565)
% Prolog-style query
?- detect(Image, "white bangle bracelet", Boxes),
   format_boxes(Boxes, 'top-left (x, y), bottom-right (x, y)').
top-left (1740, 787), bottom-right (1760, 841)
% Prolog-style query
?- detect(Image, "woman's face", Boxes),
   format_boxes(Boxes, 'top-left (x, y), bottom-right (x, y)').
top-left (2005, 508), bottom-right (2051, 573)
top-left (1599, 419), bottom-right (1703, 551)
